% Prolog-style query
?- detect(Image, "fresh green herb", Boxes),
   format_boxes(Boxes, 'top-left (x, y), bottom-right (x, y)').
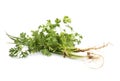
top-left (7, 16), bottom-right (109, 60)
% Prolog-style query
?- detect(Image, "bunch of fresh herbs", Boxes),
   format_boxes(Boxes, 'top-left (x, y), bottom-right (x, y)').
top-left (7, 16), bottom-right (108, 59)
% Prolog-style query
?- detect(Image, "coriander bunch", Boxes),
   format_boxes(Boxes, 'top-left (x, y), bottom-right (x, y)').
top-left (7, 16), bottom-right (83, 58)
top-left (7, 16), bottom-right (108, 61)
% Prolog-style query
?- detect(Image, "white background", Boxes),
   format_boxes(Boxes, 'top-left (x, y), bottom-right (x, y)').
top-left (0, 0), bottom-right (120, 81)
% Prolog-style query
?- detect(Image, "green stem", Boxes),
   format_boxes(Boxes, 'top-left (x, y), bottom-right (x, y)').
top-left (68, 53), bottom-right (86, 59)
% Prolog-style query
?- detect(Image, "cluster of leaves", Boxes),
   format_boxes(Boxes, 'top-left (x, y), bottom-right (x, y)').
top-left (7, 16), bottom-right (83, 58)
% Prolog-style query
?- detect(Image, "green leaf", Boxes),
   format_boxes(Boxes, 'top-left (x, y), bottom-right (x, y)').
top-left (41, 49), bottom-right (51, 56)
top-left (9, 48), bottom-right (19, 57)
top-left (19, 51), bottom-right (29, 58)
top-left (55, 18), bottom-right (61, 23)
top-left (63, 16), bottom-right (71, 23)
